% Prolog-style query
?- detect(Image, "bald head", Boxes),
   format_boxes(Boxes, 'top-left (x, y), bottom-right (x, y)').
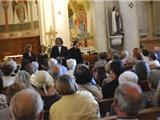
top-left (10, 88), bottom-right (43, 120)
top-left (114, 82), bottom-right (143, 117)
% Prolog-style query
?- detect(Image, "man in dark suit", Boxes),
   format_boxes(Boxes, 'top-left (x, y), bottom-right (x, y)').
top-left (69, 41), bottom-right (83, 64)
top-left (50, 37), bottom-right (69, 66)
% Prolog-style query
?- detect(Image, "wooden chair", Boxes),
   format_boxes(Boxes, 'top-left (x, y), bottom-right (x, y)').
top-left (138, 107), bottom-right (160, 120)
top-left (98, 98), bottom-right (113, 117)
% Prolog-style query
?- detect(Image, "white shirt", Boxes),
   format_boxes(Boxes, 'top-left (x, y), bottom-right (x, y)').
top-left (58, 46), bottom-right (61, 53)
top-left (148, 60), bottom-right (160, 67)
top-left (2, 76), bottom-right (15, 88)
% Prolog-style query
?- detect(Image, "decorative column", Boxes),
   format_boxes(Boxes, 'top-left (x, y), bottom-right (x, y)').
top-left (119, 1), bottom-right (140, 54)
top-left (53, 0), bottom-right (70, 47)
top-left (92, 1), bottom-right (108, 52)
top-left (2, 1), bottom-right (9, 31)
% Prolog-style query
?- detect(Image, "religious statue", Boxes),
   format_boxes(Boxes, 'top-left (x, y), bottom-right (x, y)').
top-left (111, 7), bottom-right (122, 35)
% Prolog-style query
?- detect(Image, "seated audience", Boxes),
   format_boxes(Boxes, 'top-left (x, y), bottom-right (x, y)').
top-left (74, 64), bottom-right (102, 101)
top-left (31, 61), bottom-right (39, 74)
top-left (102, 61), bottom-right (125, 98)
top-left (0, 94), bottom-right (11, 120)
top-left (134, 61), bottom-right (150, 91)
top-left (10, 88), bottom-right (43, 120)
top-left (22, 44), bottom-right (36, 63)
top-left (120, 50), bottom-right (129, 65)
top-left (142, 49), bottom-right (150, 63)
top-left (37, 45), bottom-right (48, 70)
top-left (65, 59), bottom-right (77, 79)
top-left (7, 60), bottom-right (18, 76)
top-left (118, 71), bottom-right (138, 84)
top-left (92, 52), bottom-right (107, 87)
top-left (30, 71), bottom-right (60, 119)
top-left (48, 58), bottom-right (62, 79)
top-left (148, 52), bottom-right (160, 69)
top-left (24, 63), bottom-right (34, 75)
top-left (49, 75), bottom-right (100, 120)
top-left (144, 70), bottom-right (160, 107)
top-left (113, 82), bottom-right (144, 119)
top-left (14, 70), bottom-right (31, 88)
top-left (1, 64), bottom-right (15, 88)
top-left (56, 57), bottom-right (68, 74)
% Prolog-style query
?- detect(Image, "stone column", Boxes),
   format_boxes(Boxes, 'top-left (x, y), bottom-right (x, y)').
top-left (119, 1), bottom-right (140, 54)
top-left (92, 1), bottom-right (108, 52)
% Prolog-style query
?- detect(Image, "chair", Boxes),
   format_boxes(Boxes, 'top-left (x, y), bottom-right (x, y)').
top-left (138, 107), bottom-right (160, 120)
top-left (98, 98), bottom-right (113, 117)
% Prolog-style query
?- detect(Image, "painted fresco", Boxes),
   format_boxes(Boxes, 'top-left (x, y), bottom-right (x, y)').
top-left (68, 0), bottom-right (97, 53)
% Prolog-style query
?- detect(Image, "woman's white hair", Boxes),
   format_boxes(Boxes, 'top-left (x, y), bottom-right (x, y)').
top-left (66, 59), bottom-right (77, 70)
top-left (7, 60), bottom-right (17, 71)
top-left (48, 58), bottom-right (58, 68)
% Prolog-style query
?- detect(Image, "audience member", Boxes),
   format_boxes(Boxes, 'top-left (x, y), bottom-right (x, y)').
top-left (74, 64), bottom-right (102, 101)
top-left (134, 61), bottom-right (150, 91)
top-left (7, 60), bottom-right (18, 76)
top-left (56, 57), bottom-right (68, 75)
top-left (142, 49), bottom-right (150, 63)
top-left (120, 50), bottom-right (129, 65)
top-left (22, 44), bottom-right (36, 63)
top-left (65, 59), bottom-right (77, 79)
top-left (10, 88), bottom-right (43, 120)
top-left (144, 70), bottom-right (160, 107)
top-left (37, 45), bottom-right (49, 70)
top-left (30, 70), bottom-right (60, 119)
top-left (102, 61), bottom-right (125, 98)
top-left (118, 71), bottom-right (138, 84)
top-left (113, 82), bottom-right (144, 119)
top-left (69, 40), bottom-right (83, 64)
top-left (50, 37), bottom-right (69, 66)
top-left (14, 70), bottom-right (31, 88)
top-left (0, 94), bottom-right (11, 120)
top-left (1, 64), bottom-right (15, 88)
top-left (49, 75), bottom-right (100, 120)
top-left (148, 52), bottom-right (160, 69)
top-left (31, 61), bottom-right (39, 74)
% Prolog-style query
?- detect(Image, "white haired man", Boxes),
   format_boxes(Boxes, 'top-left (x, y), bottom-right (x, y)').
top-left (113, 82), bottom-right (144, 119)
top-left (10, 88), bottom-right (44, 120)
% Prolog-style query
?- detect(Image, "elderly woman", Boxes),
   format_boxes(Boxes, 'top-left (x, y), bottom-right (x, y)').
top-left (49, 75), bottom-right (100, 120)
top-left (65, 59), bottom-right (77, 79)
top-left (102, 60), bottom-right (125, 98)
top-left (74, 64), bottom-right (102, 101)
top-left (7, 60), bottom-right (18, 76)
top-left (148, 52), bottom-right (160, 69)
top-left (30, 70), bottom-right (60, 120)
top-left (14, 70), bottom-right (31, 87)
top-left (144, 70), bottom-right (160, 107)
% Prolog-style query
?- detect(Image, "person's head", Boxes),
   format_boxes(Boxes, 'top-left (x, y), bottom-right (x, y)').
top-left (1, 64), bottom-right (13, 76)
top-left (39, 45), bottom-right (46, 53)
top-left (24, 63), bottom-right (34, 75)
top-left (74, 64), bottom-right (92, 84)
top-left (112, 53), bottom-right (120, 61)
top-left (30, 70), bottom-right (54, 95)
top-left (66, 59), bottom-right (77, 70)
top-left (31, 62), bottom-right (39, 73)
top-left (73, 40), bottom-right (79, 48)
top-left (118, 71), bottom-right (138, 84)
top-left (149, 52), bottom-right (158, 60)
top-left (10, 88), bottom-right (43, 120)
top-left (24, 44), bottom-right (32, 53)
top-left (7, 60), bottom-right (17, 72)
top-left (7, 82), bottom-right (26, 104)
top-left (98, 52), bottom-right (107, 60)
top-left (120, 50), bottom-right (128, 59)
top-left (112, 6), bottom-right (117, 12)
top-left (55, 37), bottom-right (63, 46)
top-left (135, 61), bottom-right (150, 81)
top-left (55, 75), bottom-right (78, 95)
top-left (147, 70), bottom-right (160, 89)
top-left (133, 48), bottom-right (141, 58)
top-left (113, 82), bottom-right (143, 117)
top-left (48, 58), bottom-right (58, 68)
top-left (142, 49), bottom-right (149, 57)
top-left (15, 70), bottom-right (31, 87)
top-left (109, 61), bottom-right (125, 80)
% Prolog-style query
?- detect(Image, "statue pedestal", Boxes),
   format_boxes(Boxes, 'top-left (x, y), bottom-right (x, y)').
top-left (110, 35), bottom-right (123, 50)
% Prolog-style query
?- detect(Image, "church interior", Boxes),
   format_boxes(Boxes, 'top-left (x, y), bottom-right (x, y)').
top-left (1, 0), bottom-right (160, 120)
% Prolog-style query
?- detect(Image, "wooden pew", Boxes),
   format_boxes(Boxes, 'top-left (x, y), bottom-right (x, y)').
top-left (99, 107), bottom-right (160, 120)
top-left (98, 98), bottom-right (113, 117)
